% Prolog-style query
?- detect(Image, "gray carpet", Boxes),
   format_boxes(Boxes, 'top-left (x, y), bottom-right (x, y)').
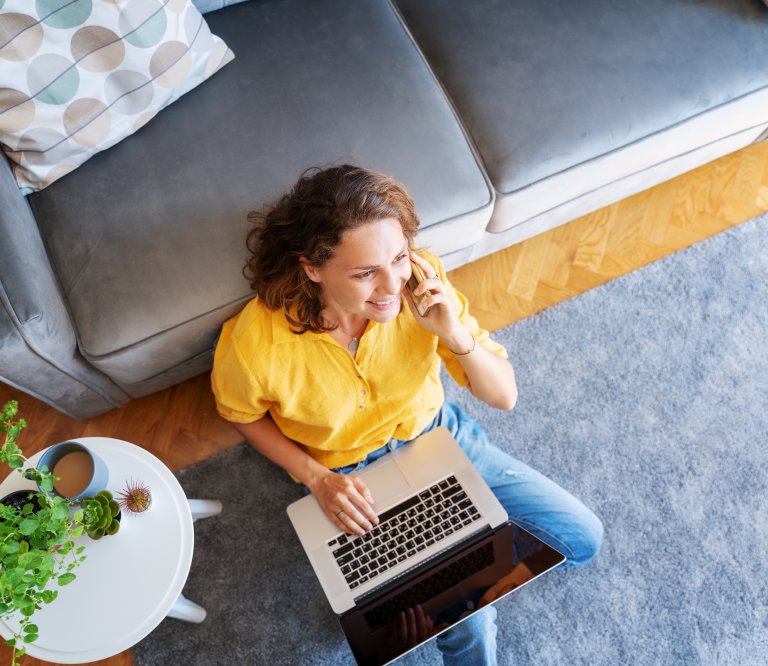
top-left (133, 214), bottom-right (768, 665)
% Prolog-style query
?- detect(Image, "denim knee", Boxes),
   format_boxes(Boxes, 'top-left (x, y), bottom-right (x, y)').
top-left (563, 507), bottom-right (604, 568)
top-left (433, 401), bottom-right (605, 569)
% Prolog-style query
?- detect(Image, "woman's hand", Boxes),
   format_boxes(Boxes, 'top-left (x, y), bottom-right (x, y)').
top-left (402, 251), bottom-right (518, 409)
top-left (404, 251), bottom-right (474, 353)
top-left (232, 416), bottom-right (381, 535)
top-left (309, 469), bottom-right (379, 536)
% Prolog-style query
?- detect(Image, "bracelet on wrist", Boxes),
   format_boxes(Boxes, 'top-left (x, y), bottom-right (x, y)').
top-left (450, 335), bottom-right (476, 356)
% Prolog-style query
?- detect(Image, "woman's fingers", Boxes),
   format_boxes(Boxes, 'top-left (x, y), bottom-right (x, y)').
top-left (419, 288), bottom-right (446, 310)
top-left (409, 250), bottom-right (434, 278)
top-left (335, 508), bottom-right (365, 535)
top-left (319, 472), bottom-right (378, 535)
top-left (342, 478), bottom-right (378, 534)
top-left (352, 476), bottom-right (376, 512)
top-left (409, 252), bottom-right (439, 292)
top-left (337, 501), bottom-right (374, 535)
top-left (407, 252), bottom-right (452, 311)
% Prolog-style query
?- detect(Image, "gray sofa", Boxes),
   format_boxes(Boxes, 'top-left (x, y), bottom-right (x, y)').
top-left (3, 0), bottom-right (768, 419)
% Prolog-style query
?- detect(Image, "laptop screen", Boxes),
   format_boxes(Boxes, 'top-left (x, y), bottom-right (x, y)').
top-left (340, 522), bottom-right (565, 666)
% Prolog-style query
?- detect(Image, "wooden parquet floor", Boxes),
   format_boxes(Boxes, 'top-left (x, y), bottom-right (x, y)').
top-left (2, 140), bottom-right (768, 665)
top-left (449, 140), bottom-right (768, 331)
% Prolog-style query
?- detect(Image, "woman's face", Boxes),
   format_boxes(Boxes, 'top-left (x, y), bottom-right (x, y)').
top-left (303, 217), bottom-right (412, 324)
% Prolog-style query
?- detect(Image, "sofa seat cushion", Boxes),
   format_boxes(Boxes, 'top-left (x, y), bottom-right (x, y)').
top-left (395, 0), bottom-right (768, 234)
top-left (28, 0), bottom-right (491, 392)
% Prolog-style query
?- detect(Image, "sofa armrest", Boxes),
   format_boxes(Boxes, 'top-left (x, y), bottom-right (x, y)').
top-left (0, 155), bottom-right (129, 418)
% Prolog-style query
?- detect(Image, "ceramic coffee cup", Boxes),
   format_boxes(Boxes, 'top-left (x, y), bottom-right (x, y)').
top-left (36, 441), bottom-right (109, 501)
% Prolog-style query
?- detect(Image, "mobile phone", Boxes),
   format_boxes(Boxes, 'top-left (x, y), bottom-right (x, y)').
top-left (406, 261), bottom-right (431, 317)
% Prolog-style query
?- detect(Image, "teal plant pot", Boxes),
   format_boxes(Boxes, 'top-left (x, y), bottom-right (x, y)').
top-left (37, 441), bottom-right (109, 501)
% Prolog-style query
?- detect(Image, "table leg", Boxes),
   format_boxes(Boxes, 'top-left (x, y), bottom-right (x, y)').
top-left (167, 593), bottom-right (207, 623)
top-left (188, 498), bottom-right (223, 521)
top-left (166, 500), bottom-right (222, 623)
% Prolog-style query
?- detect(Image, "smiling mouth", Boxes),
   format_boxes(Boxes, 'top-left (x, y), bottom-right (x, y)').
top-left (368, 298), bottom-right (396, 305)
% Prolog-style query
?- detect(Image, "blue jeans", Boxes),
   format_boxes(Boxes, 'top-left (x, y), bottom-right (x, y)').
top-left (332, 402), bottom-right (604, 666)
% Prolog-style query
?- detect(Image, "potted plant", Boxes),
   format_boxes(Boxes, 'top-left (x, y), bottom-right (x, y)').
top-left (0, 401), bottom-right (89, 666)
top-left (78, 490), bottom-right (121, 540)
top-left (116, 478), bottom-right (152, 514)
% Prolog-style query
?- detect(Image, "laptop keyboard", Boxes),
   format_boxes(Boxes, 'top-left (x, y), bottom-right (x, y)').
top-left (326, 475), bottom-right (482, 591)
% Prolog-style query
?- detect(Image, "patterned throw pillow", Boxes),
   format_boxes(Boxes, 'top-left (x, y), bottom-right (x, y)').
top-left (0, 0), bottom-right (234, 193)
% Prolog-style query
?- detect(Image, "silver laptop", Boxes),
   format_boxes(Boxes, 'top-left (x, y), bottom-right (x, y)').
top-left (287, 426), bottom-right (565, 665)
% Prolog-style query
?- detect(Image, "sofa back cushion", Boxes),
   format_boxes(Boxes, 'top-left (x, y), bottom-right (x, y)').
top-left (396, 0), bottom-right (768, 205)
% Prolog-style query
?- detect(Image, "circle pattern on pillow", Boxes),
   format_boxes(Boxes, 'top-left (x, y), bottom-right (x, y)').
top-left (71, 26), bottom-right (125, 72)
top-left (120, 0), bottom-right (166, 49)
top-left (37, 0), bottom-right (93, 30)
top-left (28, 53), bottom-right (80, 104)
top-left (63, 97), bottom-right (110, 147)
top-left (0, 13), bottom-right (43, 61)
top-left (0, 88), bottom-right (35, 133)
top-left (0, 0), bottom-right (234, 191)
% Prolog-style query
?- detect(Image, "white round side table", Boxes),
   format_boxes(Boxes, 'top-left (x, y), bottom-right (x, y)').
top-left (0, 437), bottom-right (221, 664)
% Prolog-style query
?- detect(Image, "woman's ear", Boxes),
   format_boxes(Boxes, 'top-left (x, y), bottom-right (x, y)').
top-left (300, 257), bottom-right (322, 283)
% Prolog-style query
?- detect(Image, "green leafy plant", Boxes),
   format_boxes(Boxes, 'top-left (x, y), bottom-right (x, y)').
top-left (0, 401), bottom-right (88, 666)
top-left (77, 490), bottom-right (120, 539)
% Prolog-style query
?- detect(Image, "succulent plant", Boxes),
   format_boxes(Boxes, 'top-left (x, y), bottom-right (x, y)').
top-left (116, 478), bottom-right (152, 514)
top-left (78, 490), bottom-right (120, 539)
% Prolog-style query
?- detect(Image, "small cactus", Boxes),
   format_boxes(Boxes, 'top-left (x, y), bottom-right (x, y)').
top-left (80, 490), bottom-right (120, 539)
top-left (116, 478), bottom-right (152, 514)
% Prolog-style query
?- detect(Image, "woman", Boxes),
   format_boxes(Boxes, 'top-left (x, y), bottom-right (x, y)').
top-left (211, 165), bottom-right (603, 665)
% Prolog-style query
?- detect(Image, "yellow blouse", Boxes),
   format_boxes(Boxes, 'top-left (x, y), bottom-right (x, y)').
top-left (210, 253), bottom-right (507, 469)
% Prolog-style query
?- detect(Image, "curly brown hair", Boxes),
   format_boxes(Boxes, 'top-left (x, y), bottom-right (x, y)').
top-left (245, 165), bottom-right (421, 333)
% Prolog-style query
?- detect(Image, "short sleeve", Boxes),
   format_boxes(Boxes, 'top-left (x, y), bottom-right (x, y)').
top-left (211, 319), bottom-right (271, 423)
top-left (429, 257), bottom-right (508, 387)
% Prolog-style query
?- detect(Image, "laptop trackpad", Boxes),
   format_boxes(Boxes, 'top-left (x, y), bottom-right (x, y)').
top-left (355, 457), bottom-right (410, 507)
